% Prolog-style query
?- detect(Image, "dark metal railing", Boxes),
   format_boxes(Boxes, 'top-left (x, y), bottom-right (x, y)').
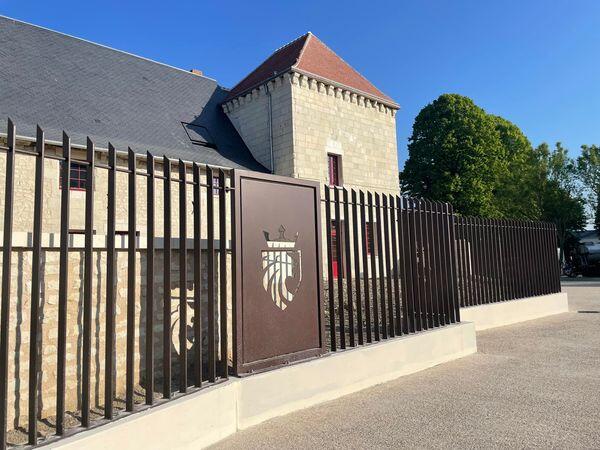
top-left (0, 119), bottom-right (232, 449)
top-left (0, 118), bottom-right (564, 448)
top-left (454, 216), bottom-right (561, 307)
top-left (323, 186), bottom-right (460, 351)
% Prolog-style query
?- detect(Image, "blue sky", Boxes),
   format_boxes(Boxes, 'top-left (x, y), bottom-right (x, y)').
top-left (2, 0), bottom-right (599, 167)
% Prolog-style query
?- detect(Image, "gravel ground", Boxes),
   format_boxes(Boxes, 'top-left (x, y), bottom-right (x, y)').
top-left (211, 282), bottom-right (600, 449)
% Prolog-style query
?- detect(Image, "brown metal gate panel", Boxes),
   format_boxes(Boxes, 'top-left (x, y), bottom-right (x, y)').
top-left (233, 170), bottom-right (325, 375)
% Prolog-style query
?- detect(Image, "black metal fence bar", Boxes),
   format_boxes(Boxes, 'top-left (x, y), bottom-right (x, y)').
top-left (324, 187), bottom-right (336, 351)
top-left (375, 194), bottom-right (388, 339)
top-left (146, 152), bottom-right (156, 405)
top-left (367, 192), bottom-right (380, 340)
top-left (333, 187), bottom-right (345, 349)
top-left (342, 188), bottom-right (355, 347)
top-left (382, 195), bottom-right (394, 337)
top-left (359, 190), bottom-right (372, 343)
top-left (192, 163), bottom-right (203, 386)
top-left (389, 196), bottom-right (402, 334)
top-left (401, 198), bottom-right (416, 333)
top-left (105, 144), bottom-right (117, 420)
top-left (27, 126), bottom-right (44, 444)
top-left (126, 149), bottom-right (136, 411)
top-left (351, 190), bottom-right (364, 345)
top-left (0, 119), bottom-right (15, 450)
top-left (179, 160), bottom-right (188, 392)
top-left (397, 197), bottom-right (411, 333)
top-left (219, 169), bottom-right (228, 379)
top-left (55, 132), bottom-right (70, 435)
top-left (206, 167), bottom-right (216, 382)
top-left (163, 157), bottom-right (172, 398)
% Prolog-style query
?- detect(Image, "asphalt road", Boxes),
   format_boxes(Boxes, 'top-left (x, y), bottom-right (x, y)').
top-left (211, 284), bottom-right (600, 449)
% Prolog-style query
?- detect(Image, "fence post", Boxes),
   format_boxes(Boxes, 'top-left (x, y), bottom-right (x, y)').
top-left (146, 152), bottom-right (156, 405)
top-left (27, 125), bottom-right (44, 444)
top-left (105, 143), bottom-right (117, 419)
top-left (126, 149), bottom-right (137, 410)
top-left (55, 131), bottom-right (71, 435)
top-left (0, 119), bottom-right (16, 450)
top-left (324, 187), bottom-right (336, 350)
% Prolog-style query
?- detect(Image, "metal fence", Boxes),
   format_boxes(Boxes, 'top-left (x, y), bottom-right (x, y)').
top-left (323, 187), bottom-right (461, 351)
top-left (454, 216), bottom-right (561, 307)
top-left (0, 117), bottom-right (563, 449)
top-left (0, 119), bottom-right (232, 448)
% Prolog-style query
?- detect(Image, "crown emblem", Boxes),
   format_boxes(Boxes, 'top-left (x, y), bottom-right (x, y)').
top-left (261, 225), bottom-right (302, 311)
top-left (263, 225), bottom-right (299, 250)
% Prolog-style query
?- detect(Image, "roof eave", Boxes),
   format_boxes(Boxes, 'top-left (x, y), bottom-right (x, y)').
top-left (223, 67), bottom-right (400, 110)
top-left (291, 67), bottom-right (400, 109)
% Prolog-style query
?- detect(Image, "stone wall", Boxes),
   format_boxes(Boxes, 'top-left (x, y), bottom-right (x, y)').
top-left (289, 73), bottom-right (399, 194)
top-left (224, 75), bottom-right (294, 176)
top-left (0, 137), bottom-right (231, 235)
top-left (0, 243), bottom-right (232, 428)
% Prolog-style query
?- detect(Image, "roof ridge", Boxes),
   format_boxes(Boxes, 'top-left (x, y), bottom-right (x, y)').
top-left (0, 14), bottom-right (219, 84)
top-left (292, 32), bottom-right (312, 69)
top-left (270, 31), bottom-right (311, 64)
top-left (225, 32), bottom-right (310, 94)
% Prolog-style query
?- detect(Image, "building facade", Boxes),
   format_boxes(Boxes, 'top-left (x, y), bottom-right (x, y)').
top-left (0, 16), bottom-right (399, 430)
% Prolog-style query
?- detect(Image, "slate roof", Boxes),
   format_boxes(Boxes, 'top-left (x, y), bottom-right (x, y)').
top-left (226, 32), bottom-right (397, 106)
top-left (0, 16), bottom-right (266, 170)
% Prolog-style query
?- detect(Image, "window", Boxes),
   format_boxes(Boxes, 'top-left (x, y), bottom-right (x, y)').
top-left (182, 122), bottom-right (216, 149)
top-left (327, 154), bottom-right (342, 186)
top-left (212, 175), bottom-right (220, 195)
top-left (365, 222), bottom-right (377, 255)
top-left (60, 161), bottom-right (87, 190)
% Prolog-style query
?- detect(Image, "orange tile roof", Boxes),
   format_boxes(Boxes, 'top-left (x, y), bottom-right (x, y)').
top-left (225, 32), bottom-right (396, 106)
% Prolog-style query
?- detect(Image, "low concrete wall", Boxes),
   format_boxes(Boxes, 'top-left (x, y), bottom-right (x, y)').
top-left (48, 322), bottom-right (477, 450)
top-left (237, 322), bottom-right (476, 429)
top-left (460, 292), bottom-right (569, 331)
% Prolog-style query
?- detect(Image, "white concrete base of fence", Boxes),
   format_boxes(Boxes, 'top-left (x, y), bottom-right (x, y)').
top-left (459, 292), bottom-right (569, 331)
top-left (48, 322), bottom-right (476, 450)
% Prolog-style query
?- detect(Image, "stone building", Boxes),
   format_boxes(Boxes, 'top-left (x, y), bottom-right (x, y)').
top-left (0, 15), bottom-right (399, 431)
top-left (224, 32), bottom-right (400, 193)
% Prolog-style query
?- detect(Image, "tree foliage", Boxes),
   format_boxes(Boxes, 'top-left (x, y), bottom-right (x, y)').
top-left (400, 94), bottom-right (504, 217)
top-left (576, 144), bottom-right (600, 231)
top-left (400, 94), bottom-right (541, 218)
top-left (400, 94), bottom-right (587, 262)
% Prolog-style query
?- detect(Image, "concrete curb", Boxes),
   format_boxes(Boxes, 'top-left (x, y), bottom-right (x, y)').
top-left (459, 292), bottom-right (569, 331)
top-left (47, 322), bottom-right (477, 450)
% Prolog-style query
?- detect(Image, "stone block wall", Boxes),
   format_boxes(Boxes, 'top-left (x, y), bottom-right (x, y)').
top-left (0, 138), bottom-right (231, 236)
top-left (289, 73), bottom-right (399, 194)
top-left (224, 75), bottom-right (294, 176)
top-left (0, 244), bottom-right (232, 428)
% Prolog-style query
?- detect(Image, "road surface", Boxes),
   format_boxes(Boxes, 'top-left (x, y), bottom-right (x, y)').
top-left (211, 283), bottom-right (600, 449)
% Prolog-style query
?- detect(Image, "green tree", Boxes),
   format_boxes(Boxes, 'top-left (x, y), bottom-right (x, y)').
top-left (576, 144), bottom-right (600, 231)
top-left (534, 143), bottom-right (586, 262)
top-left (400, 94), bottom-right (504, 217)
top-left (492, 115), bottom-right (540, 219)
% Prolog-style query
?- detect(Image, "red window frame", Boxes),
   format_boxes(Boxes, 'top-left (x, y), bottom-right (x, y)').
top-left (60, 161), bottom-right (87, 191)
top-left (365, 222), bottom-right (377, 255)
top-left (327, 154), bottom-right (342, 187)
